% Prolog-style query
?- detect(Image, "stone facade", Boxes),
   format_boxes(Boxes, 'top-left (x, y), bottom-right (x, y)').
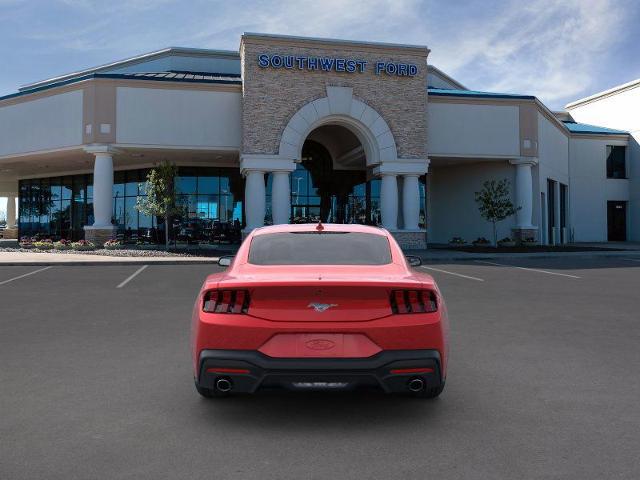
top-left (84, 226), bottom-right (117, 246)
top-left (240, 34), bottom-right (429, 160)
top-left (1, 227), bottom-right (18, 239)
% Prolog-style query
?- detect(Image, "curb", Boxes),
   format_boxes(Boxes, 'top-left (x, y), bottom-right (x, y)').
top-left (416, 251), bottom-right (640, 262)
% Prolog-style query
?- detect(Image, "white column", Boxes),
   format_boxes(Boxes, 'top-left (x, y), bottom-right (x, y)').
top-left (6, 195), bottom-right (17, 228)
top-left (92, 152), bottom-right (114, 227)
top-left (271, 171), bottom-right (290, 225)
top-left (380, 173), bottom-right (398, 230)
top-left (512, 160), bottom-right (535, 228)
top-left (402, 175), bottom-right (420, 230)
top-left (244, 170), bottom-right (266, 230)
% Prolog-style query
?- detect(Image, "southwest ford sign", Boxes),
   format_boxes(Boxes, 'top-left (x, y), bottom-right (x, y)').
top-left (257, 54), bottom-right (418, 77)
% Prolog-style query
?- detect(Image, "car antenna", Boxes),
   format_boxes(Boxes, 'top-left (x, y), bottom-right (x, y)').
top-left (316, 220), bottom-right (324, 232)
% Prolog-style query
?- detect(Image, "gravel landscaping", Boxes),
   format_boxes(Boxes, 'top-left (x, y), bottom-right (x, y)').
top-left (0, 247), bottom-right (193, 257)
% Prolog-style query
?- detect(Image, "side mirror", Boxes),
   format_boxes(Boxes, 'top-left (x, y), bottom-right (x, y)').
top-left (217, 255), bottom-right (234, 267)
top-left (405, 255), bottom-right (422, 267)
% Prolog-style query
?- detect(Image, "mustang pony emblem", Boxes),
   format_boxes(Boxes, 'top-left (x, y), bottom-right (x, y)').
top-left (307, 302), bottom-right (338, 313)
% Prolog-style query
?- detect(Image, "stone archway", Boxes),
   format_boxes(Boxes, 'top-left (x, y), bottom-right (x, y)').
top-left (241, 86), bottom-right (428, 244)
top-left (278, 86), bottom-right (398, 166)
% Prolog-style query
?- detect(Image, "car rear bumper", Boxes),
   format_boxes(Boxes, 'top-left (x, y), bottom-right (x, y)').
top-left (197, 349), bottom-right (443, 394)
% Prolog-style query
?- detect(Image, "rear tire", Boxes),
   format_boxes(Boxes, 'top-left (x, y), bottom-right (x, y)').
top-left (194, 380), bottom-right (228, 399)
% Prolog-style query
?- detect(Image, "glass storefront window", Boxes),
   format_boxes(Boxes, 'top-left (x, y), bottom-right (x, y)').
top-left (288, 163), bottom-right (381, 225)
top-left (198, 176), bottom-right (218, 195)
top-left (62, 177), bottom-right (73, 200)
top-left (419, 175), bottom-right (427, 230)
top-left (18, 167), bottom-right (245, 244)
top-left (175, 174), bottom-right (197, 195)
top-left (113, 171), bottom-right (125, 199)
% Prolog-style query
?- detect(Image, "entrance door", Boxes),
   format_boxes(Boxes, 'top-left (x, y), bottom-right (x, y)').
top-left (547, 179), bottom-right (555, 244)
top-left (540, 192), bottom-right (547, 244)
top-left (607, 201), bottom-right (627, 241)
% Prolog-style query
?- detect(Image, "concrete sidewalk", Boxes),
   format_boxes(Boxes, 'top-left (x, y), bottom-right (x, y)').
top-left (0, 251), bottom-right (219, 266)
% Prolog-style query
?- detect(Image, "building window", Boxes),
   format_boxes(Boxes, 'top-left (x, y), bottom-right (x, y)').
top-left (606, 145), bottom-right (626, 179)
top-left (18, 167), bottom-right (244, 244)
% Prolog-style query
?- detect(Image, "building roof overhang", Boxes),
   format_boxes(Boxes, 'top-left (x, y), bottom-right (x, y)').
top-left (565, 78), bottom-right (640, 109)
top-left (428, 87), bottom-right (630, 140)
top-left (1, 72), bottom-right (242, 104)
top-left (18, 47), bottom-right (240, 93)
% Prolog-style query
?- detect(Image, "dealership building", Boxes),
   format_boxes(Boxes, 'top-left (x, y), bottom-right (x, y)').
top-left (0, 33), bottom-right (637, 248)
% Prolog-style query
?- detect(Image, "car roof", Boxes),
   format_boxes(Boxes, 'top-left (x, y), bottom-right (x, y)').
top-left (250, 223), bottom-right (389, 237)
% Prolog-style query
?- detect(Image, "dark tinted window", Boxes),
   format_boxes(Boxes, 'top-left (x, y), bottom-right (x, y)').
top-left (248, 232), bottom-right (392, 265)
top-left (607, 146), bottom-right (626, 179)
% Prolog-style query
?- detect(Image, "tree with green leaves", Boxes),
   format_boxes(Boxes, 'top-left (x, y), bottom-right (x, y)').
top-left (136, 161), bottom-right (181, 250)
top-left (474, 179), bottom-right (519, 247)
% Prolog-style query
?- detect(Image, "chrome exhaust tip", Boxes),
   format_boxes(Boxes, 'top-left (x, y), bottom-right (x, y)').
top-left (408, 378), bottom-right (425, 393)
top-left (216, 378), bottom-right (233, 392)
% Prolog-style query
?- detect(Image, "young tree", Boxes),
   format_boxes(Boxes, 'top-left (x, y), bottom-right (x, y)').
top-left (474, 179), bottom-right (519, 246)
top-left (136, 161), bottom-right (181, 250)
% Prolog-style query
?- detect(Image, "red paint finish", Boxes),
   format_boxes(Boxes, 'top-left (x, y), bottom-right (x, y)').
top-left (258, 333), bottom-right (382, 358)
top-left (191, 224), bottom-right (449, 378)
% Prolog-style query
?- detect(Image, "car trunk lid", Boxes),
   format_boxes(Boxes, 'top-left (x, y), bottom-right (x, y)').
top-left (218, 266), bottom-right (426, 322)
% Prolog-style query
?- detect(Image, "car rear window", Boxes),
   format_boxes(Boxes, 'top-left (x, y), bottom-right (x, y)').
top-left (248, 232), bottom-right (392, 265)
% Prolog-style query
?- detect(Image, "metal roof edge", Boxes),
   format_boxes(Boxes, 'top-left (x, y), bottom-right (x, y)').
top-left (565, 78), bottom-right (640, 109)
top-left (19, 46), bottom-right (240, 92)
top-left (427, 65), bottom-right (467, 90)
top-left (241, 32), bottom-right (430, 54)
top-left (2, 72), bottom-right (242, 103)
top-left (427, 88), bottom-right (535, 100)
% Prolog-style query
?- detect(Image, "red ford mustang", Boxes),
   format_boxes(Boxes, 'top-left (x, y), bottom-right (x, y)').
top-left (191, 223), bottom-right (449, 398)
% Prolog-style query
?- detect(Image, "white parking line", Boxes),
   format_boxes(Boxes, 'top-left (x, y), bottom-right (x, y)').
top-left (474, 260), bottom-right (581, 278)
top-left (0, 266), bottom-right (52, 286)
top-left (421, 266), bottom-right (484, 282)
top-left (116, 265), bottom-right (149, 289)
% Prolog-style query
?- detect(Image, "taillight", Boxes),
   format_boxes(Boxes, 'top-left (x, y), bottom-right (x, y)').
top-left (390, 290), bottom-right (437, 314)
top-left (203, 290), bottom-right (250, 314)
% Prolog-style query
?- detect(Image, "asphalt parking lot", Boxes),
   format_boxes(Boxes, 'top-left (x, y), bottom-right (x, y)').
top-left (1, 257), bottom-right (640, 479)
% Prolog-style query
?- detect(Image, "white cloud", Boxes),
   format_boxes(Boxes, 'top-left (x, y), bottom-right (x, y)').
top-left (180, 0), bottom-right (629, 107)
top-left (2, 0), bottom-right (635, 108)
top-left (426, 0), bottom-right (628, 107)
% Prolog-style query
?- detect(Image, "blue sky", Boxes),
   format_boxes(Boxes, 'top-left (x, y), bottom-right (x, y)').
top-left (1, 0), bottom-right (639, 109)
top-left (1, 0), bottom-right (640, 215)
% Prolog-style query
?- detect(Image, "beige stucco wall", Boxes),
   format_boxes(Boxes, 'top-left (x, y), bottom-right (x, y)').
top-left (240, 35), bottom-right (428, 160)
top-left (116, 86), bottom-right (242, 148)
top-left (0, 90), bottom-right (83, 157)
top-left (427, 102), bottom-right (520, 157)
